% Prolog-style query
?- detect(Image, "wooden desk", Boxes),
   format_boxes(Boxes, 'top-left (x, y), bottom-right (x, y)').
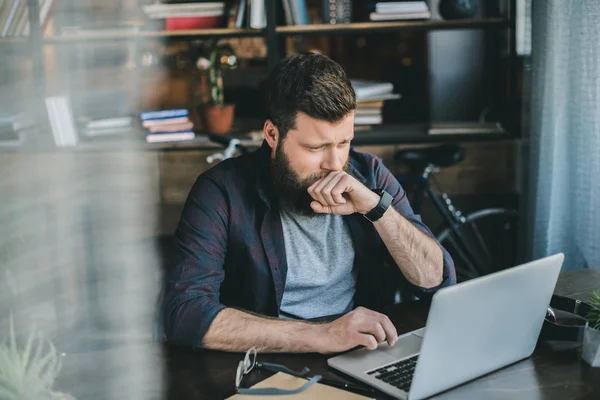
top-left (56, 270), bottom-right (600, 399)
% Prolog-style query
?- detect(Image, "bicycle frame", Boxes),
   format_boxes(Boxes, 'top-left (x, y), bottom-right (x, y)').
top-left (396, 169), bottom-right (460, 229)
top-left (396, 168), bottom-right (491, 274)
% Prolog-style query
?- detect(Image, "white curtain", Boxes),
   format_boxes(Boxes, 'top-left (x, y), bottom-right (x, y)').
top-left (529, 1), bottom-right (600, 270)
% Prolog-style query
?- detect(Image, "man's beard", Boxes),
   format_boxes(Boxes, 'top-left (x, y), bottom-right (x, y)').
top-left (270, 142), bottom-right (348, 216)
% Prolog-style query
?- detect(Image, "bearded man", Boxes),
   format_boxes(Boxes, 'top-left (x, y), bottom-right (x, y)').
top-left (163, 53), bottom-right (456, 353)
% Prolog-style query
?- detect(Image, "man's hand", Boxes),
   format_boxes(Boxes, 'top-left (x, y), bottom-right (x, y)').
top-left (308, 171), bottom-right (380, 215)
top-left (314, 307), bottom-right (398, 354)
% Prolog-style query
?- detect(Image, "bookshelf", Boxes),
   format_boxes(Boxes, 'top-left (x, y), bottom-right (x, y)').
top-left (0, 18), bottom-right (509, 45)
top-left (0, 0), bottom-right (520, 150)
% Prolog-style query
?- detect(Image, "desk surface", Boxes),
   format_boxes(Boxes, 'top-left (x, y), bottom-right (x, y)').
top-left (56, 269), bottom-right (600, 400)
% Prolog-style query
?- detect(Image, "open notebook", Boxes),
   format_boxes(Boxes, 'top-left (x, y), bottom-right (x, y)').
top-left (227, 372), bottom-right (375, 399)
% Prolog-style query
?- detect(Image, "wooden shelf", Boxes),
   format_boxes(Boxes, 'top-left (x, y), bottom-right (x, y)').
top-left (351, 123), bottom-right (514, 145)
top-left (0, 37), bottom-right (29, 45)
top-left (276, 18), bottom-right (509, 36)
top-left (42, 28), bottom-right (266, 44)
top-left (0, 123), bottom-right (516, 154)
top-left (25, 18), bottom-right (509, 44)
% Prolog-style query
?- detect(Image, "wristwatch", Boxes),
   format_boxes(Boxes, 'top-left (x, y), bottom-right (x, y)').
top-left (364, 189), bottom-right (393, 222)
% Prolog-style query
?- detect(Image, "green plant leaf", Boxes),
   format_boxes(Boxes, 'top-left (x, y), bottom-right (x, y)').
top-left (587, 290), bottom-right (600, 331)
top-left (21, 323), bottom-right (36, 375)
top-left (0, 315), bottom-right (64, 399)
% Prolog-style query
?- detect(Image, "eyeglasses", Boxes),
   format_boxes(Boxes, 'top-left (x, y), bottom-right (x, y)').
top-left (235, 347), bottom-right (322, 395)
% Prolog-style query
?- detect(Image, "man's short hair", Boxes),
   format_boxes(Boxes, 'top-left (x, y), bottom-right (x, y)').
top-left (266, 52), bottom-right (356, 139)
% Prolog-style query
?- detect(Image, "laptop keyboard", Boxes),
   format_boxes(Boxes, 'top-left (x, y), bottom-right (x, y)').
top-left (366, 355), bottom-right (419, 392)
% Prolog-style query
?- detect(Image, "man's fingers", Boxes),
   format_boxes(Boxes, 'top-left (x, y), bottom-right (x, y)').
top-left (321, 172), bottom-right (346, 205)
top-left (311, 201), bottom-right (355, 216)
top-left (310, 201), bottom-right (331, 214)
top-left (356, 333), bottom-right (379, 350)
top-left (329, 175), bottom-right (350, 205)
top-left (308, 172), bottom-right (336, 205)
top-left (358, 321), bottom-right (386, 344)
top-left (380, 317), bottom-right (398, 346)
top-left (358, 308), bottom-right (398, 346)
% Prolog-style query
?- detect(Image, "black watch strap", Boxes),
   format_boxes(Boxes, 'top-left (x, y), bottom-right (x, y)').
top-left (364, 189), bottom-right (393, 222)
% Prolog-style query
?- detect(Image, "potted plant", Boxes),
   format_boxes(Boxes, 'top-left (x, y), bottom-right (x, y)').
top-left (583, 291), bottom-right (600, 367)
top-left (193, 40), bottom-right (238, 134)
top-left (0, 315), bottom-right (75, 399)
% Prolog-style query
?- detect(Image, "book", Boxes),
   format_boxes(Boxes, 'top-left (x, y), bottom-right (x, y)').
top-left (140, 109), bottom-right (189, 121)
top-left (250, 0), bottom-right (265, 28)
top-left (369, 10), bottom-right (431, 21)
top-left (226, 372), bottom-right (374, 399)
top-left (281, 0), bottom-right (293, 25)
top-left (356, 100), bottom-right (384, 108)
top-left (354, 114), bottom-right (382, 125)
top-left (165, 15), bottom-right (224, 30)
top-left (350, 79), bottom-right (394, 100)
top-left (83, 126), bottom-right (133, 137)
top-left (355, 107), bottom-right (382, 116)
top-left (142, 117), bottom-right (190, 128)
top-left (86, 117), bottom-right (133, 130)
top-left (145, 131), bottom-right (195, 143)
top-left (1, 0), bottom-right (20, 37)
top-left (375, 1), bottom-right (428, 14)
top-left (143, 2), bottom-right (224, 18)
top-left (427, 122), bottom-right (506, 135)
top-left (356, 92), bottom-right (401, 101)
top-left (235, 0), bottom-right (246, 28)
top-left (0, 111), bottom-right (34, 131)
top-left (148, 122), bottom-right (194, 133)
top-left (290, 0), bottom-right (308, 25)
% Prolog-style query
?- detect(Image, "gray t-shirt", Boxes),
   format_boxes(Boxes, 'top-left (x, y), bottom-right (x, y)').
top-left (279, 208), bottom-right (356, 320)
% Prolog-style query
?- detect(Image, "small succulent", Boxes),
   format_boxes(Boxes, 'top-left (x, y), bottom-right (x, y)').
top-left (0, 315), bottom-right (72, 400)
top-left (588, 291), bottom-right (600, 331)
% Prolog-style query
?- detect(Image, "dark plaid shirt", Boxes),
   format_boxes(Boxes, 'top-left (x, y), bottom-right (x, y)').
top-left (163, 141), bottom-right (456, 348)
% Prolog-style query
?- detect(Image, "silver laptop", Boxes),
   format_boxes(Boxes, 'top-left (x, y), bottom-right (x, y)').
top-left (328, 253), bottom-right (565, 400)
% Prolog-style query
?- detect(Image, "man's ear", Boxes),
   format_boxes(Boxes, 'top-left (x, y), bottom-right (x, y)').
top-left (263, 119), bottom-right (279, 149)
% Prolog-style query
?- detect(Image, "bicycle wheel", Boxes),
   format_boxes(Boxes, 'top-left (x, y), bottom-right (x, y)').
top-left (436, 208), bottom-right (519, 283)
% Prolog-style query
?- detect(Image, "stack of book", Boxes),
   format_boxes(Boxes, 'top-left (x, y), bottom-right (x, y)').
top-left (141, 109), bottom-right (195, 143)
top-left (1, 0), bottom-right (55, 37)
top-left (0, 111), bottom-right (33, 146)
top-left (369, 1), bottom-right (430, 21)
top-left (351, 80), bottom-right (401, 126)
top-left (82, 117), bottom-right (134, 138)
top-left (71, 89), bottom-right (135, 140)
top-left (142, 2), bottom-right (225, 30)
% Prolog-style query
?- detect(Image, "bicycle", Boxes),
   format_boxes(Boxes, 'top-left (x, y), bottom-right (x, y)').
top-left (394, 144), bottom-right (518, 283)
top-left (206, 136), bottom-right (518, 283)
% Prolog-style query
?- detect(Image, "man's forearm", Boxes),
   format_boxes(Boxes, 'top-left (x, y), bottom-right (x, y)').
top-left (373, 207), bottom-right (443, 289)
top-left (202, 308), bottom-right (321, 352)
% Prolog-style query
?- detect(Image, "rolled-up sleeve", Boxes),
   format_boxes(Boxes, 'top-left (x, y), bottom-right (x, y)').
top-left (163, 175), bottom-right (229, 348)
top-left (374, 158), bottom-right (456, 298)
